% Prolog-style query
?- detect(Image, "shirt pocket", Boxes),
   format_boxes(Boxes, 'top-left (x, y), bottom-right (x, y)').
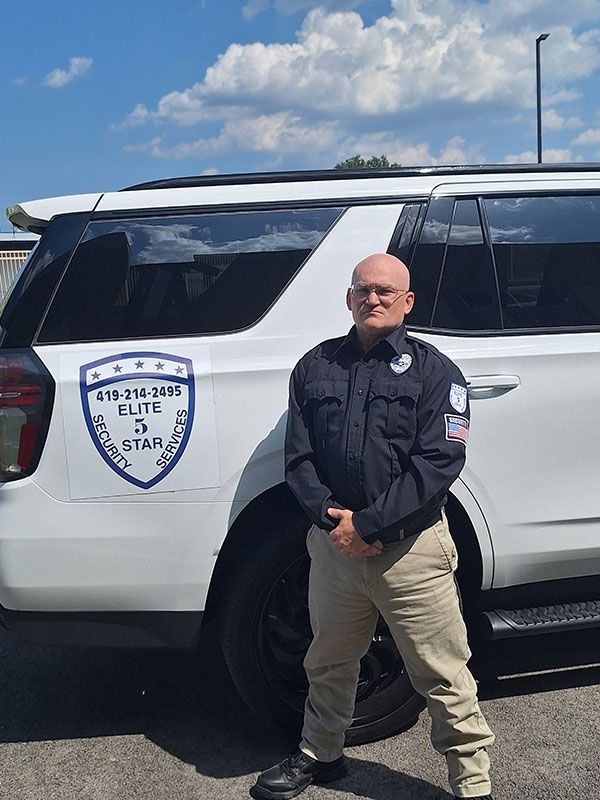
top-left (303, 381), bottom-right (346, 440)
top-left (367, 379), bottom-right (421, 439)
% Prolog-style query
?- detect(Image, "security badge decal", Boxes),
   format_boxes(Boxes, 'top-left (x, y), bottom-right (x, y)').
top-left (80, 352), bottom-right (195, 490)
top-left (449, 382), bottom-right (468, 413)
top-left (389, 353), bottom-right (413, 375)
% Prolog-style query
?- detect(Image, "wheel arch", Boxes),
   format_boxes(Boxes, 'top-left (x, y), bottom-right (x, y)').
top-left (203, 482), bottom-right (307, 621)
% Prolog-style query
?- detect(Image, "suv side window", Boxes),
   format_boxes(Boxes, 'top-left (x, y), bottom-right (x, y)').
top-left (485, 195), bottom-right (600, 330)
top-left (407, 197), bottom-right (453, 327)
top-left (433, 199), bottom-right (501, 331)
top-left (37, 207), bottom-right (342, 343)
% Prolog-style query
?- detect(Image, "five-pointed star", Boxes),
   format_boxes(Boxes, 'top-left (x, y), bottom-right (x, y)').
top-left (113, 364), bottom-right (123, 373)
top-left (155, 361), bottom-right (165, 370)
top-left (135, 360), bottom-right (145, 369)
top-left (91, 371), bottom-right (101, 380)
top-left (175, 365), bottom-right (184, 375)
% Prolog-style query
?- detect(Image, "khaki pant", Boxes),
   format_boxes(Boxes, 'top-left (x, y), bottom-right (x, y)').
top-left (300, 514), bottom-right (495, 798)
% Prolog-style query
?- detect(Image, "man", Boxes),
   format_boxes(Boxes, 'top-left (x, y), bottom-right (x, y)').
top-left (253, 253), bottom-right (495, 800)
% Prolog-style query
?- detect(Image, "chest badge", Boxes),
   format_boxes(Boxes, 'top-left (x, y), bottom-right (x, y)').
top-left (449, 382), bottom-right (468, 413)
top-left (389, 353), bottom-right (413, 375)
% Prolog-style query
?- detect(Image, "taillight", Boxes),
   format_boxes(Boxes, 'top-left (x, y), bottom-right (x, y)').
top-left (0, 350), bottom-right (54, 481)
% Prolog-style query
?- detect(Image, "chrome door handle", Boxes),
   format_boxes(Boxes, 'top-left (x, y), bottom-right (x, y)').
top-left (466, 375), bottom-right (520, 399)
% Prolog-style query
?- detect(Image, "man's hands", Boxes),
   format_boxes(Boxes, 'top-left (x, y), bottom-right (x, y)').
top-left (327, 508), bottom-right (383, 558)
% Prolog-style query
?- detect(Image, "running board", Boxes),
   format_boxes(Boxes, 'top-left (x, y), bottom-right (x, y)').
top-left (482, 600), bottom-right (600, 639)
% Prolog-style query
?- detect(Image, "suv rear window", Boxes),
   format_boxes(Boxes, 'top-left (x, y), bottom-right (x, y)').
top-left (37, 207), bottom-right (342, 342)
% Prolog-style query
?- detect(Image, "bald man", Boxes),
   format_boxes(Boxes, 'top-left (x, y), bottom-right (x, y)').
top-left (253, 254), bottom-right (495, 800)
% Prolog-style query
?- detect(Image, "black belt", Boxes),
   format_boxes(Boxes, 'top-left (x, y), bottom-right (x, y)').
top-left (400, 509), bottom-right (443, 541)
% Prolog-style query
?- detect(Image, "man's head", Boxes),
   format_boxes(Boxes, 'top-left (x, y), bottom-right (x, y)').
top-left (346, 253), bottom-right (414, 348)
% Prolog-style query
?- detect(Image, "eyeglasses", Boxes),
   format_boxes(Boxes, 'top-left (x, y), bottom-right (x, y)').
top-left (349, 283), bottom-right (410, 305)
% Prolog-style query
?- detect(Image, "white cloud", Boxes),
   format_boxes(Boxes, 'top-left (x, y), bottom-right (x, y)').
top-left (504, 148), bottom-right (573, 163)
top-left (572, 127), bottom-right (600, 145)
top-left (11, 76), bottom-right (26, 86)
top-left (117, 2), bottom-right (600, 132)
top-left (337, 134), bottom-right (485, 167)
top-left (242, 0), bottom-right (362, 18)
top-left (124, 112), bottom-right (339, 159)
top-left (242, 0), bottom-right (270, 19)
top-left (115, 1), bottom-right (600, 166)
top-left (43, 57), bottom-right (93, 88)
top-left (542, 109), bottom-right (583, 130)
top-left (111, 103), bottom-right (151, 130)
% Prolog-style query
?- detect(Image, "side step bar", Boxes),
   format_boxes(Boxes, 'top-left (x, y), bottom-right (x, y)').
top-left (482, 600), bottom-right (600, 639)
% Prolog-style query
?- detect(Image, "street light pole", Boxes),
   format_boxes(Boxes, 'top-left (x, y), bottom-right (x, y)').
top-left (536, 33), bottom-right (550, 164)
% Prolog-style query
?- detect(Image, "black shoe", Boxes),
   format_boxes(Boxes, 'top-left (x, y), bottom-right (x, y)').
top-left (252, 750), bottom-right (347, 799)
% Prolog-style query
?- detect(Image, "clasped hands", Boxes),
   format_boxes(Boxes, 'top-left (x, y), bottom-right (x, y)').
top-left (327, 507), bottom-right (383, 558)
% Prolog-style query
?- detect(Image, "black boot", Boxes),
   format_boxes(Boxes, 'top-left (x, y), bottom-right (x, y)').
top-left (252, 750), bottom-right (347, 799)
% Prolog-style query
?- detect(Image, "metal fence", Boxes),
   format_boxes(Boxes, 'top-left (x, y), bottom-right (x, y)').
top-left (0, 249), bottom-right (30, 302)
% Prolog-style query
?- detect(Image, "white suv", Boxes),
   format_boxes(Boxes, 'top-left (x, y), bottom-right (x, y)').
top-left (2, 165), bottom-right (600, 743)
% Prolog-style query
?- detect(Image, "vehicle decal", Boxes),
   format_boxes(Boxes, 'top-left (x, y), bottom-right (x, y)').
top-left (80, 352), bottom-right (195, 489)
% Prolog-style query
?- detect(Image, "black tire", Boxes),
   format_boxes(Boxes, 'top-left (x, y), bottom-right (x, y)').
top-left (220, 511), bottom-right (425, 745)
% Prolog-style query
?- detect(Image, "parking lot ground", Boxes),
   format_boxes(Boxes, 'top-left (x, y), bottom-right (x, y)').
top-left (0, 627), bottom-right (598, 800)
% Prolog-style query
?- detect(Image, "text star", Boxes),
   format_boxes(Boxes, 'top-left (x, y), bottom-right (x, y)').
top-left (91, 371), bottom-right (101, 380)
top-left (113, 364), bottom-right (123, 373)
top-left (135, 360), bottom-right (144, 369)
top-left (155, 362), bottom-right (165, 370)
top-left (175, 366), bottom-right (184, 375)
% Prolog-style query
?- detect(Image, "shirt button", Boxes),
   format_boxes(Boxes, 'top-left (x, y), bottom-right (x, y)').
top-left (353, 421), bottom-right (359, 427)
top-left (391, 390), bottom-right (396, 397)
top-left (358, 389), bottom-right (363, 395)
top-left (318, 390), bottom-right (324, 397)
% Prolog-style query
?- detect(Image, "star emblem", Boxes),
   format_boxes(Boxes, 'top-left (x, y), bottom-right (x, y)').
top-left (155, 361), bottom-right (165, 371)
top-left (113, 364), bottom-right (123, 373)
top-left (175, 365), bottom-right (184, 375)
top-left (91, 371), bottom-right (101, 380)
top-left (135, 360), bottom-right (145, 369)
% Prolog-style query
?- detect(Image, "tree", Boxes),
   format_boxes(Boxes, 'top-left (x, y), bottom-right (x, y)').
top-left (334, 154), bottom-right (401, 169)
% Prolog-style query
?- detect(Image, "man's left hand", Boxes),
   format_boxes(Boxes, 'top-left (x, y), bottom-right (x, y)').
top-left (327, 508), bottom-right (383, 558)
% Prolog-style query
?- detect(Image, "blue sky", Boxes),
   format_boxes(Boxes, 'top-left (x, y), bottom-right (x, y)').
top-left (2, 0), bottom-right (600, 230)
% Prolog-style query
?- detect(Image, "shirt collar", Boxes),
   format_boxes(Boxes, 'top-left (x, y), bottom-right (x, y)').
top-left (332, 324), bottom-right (407, 358)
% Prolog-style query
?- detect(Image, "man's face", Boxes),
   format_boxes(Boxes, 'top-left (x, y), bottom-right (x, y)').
top-left (346, 256), bottom-right (414, 340)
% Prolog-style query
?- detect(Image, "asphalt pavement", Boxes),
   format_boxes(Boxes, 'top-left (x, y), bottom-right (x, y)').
top-left (0, 625), bottom-right (598, 800)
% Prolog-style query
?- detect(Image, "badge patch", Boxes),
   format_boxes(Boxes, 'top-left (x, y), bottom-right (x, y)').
top-left (445, 414), bottom-right (469, 445)
top-left (449, 382), bottom-right (468, 413)
top-left (80, 351), bottom-right (195, 490)
top-left (389, 353), bottom-right (413, 375)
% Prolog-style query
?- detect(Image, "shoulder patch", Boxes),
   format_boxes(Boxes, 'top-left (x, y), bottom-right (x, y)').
top-left (449, 382), bottom-right (467, 413)
top-left (445, 414), bottom-right (469, 445)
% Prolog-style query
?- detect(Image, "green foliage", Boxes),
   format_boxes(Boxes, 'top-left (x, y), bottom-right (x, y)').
top-left (334, 154), bottom-right (401, 170)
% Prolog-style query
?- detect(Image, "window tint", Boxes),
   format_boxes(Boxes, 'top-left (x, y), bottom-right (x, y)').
top-left (0, 213), bottom-right (90, 348)
top-left (408, 197), bottom-right (453, 326)
top-left (486, 195), bottom-right (600, 329)
top-left (388, 202), bottom-right (425, 266)
top-left (433, 200), bottom-right (501, 330)
top-left (38, 208), bottom-right (342, 342)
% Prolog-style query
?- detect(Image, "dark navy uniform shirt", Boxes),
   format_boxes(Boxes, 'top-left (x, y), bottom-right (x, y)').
top-left (284, 324), bottom-right (470, 545)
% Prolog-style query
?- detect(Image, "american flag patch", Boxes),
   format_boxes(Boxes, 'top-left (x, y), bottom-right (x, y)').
top-left (445, 414), bottom-right (469, 445)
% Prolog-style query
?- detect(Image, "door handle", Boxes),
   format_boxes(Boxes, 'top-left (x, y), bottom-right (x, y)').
top-left (466, 375), bottom-right (520, 399)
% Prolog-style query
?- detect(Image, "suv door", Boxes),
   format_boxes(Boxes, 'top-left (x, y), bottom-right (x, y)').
top-left (404, 181), bottom-right (600, 589)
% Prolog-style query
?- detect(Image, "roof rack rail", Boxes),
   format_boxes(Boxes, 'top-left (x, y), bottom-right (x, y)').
top-left (120, 163), bottom-right (600, 192)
